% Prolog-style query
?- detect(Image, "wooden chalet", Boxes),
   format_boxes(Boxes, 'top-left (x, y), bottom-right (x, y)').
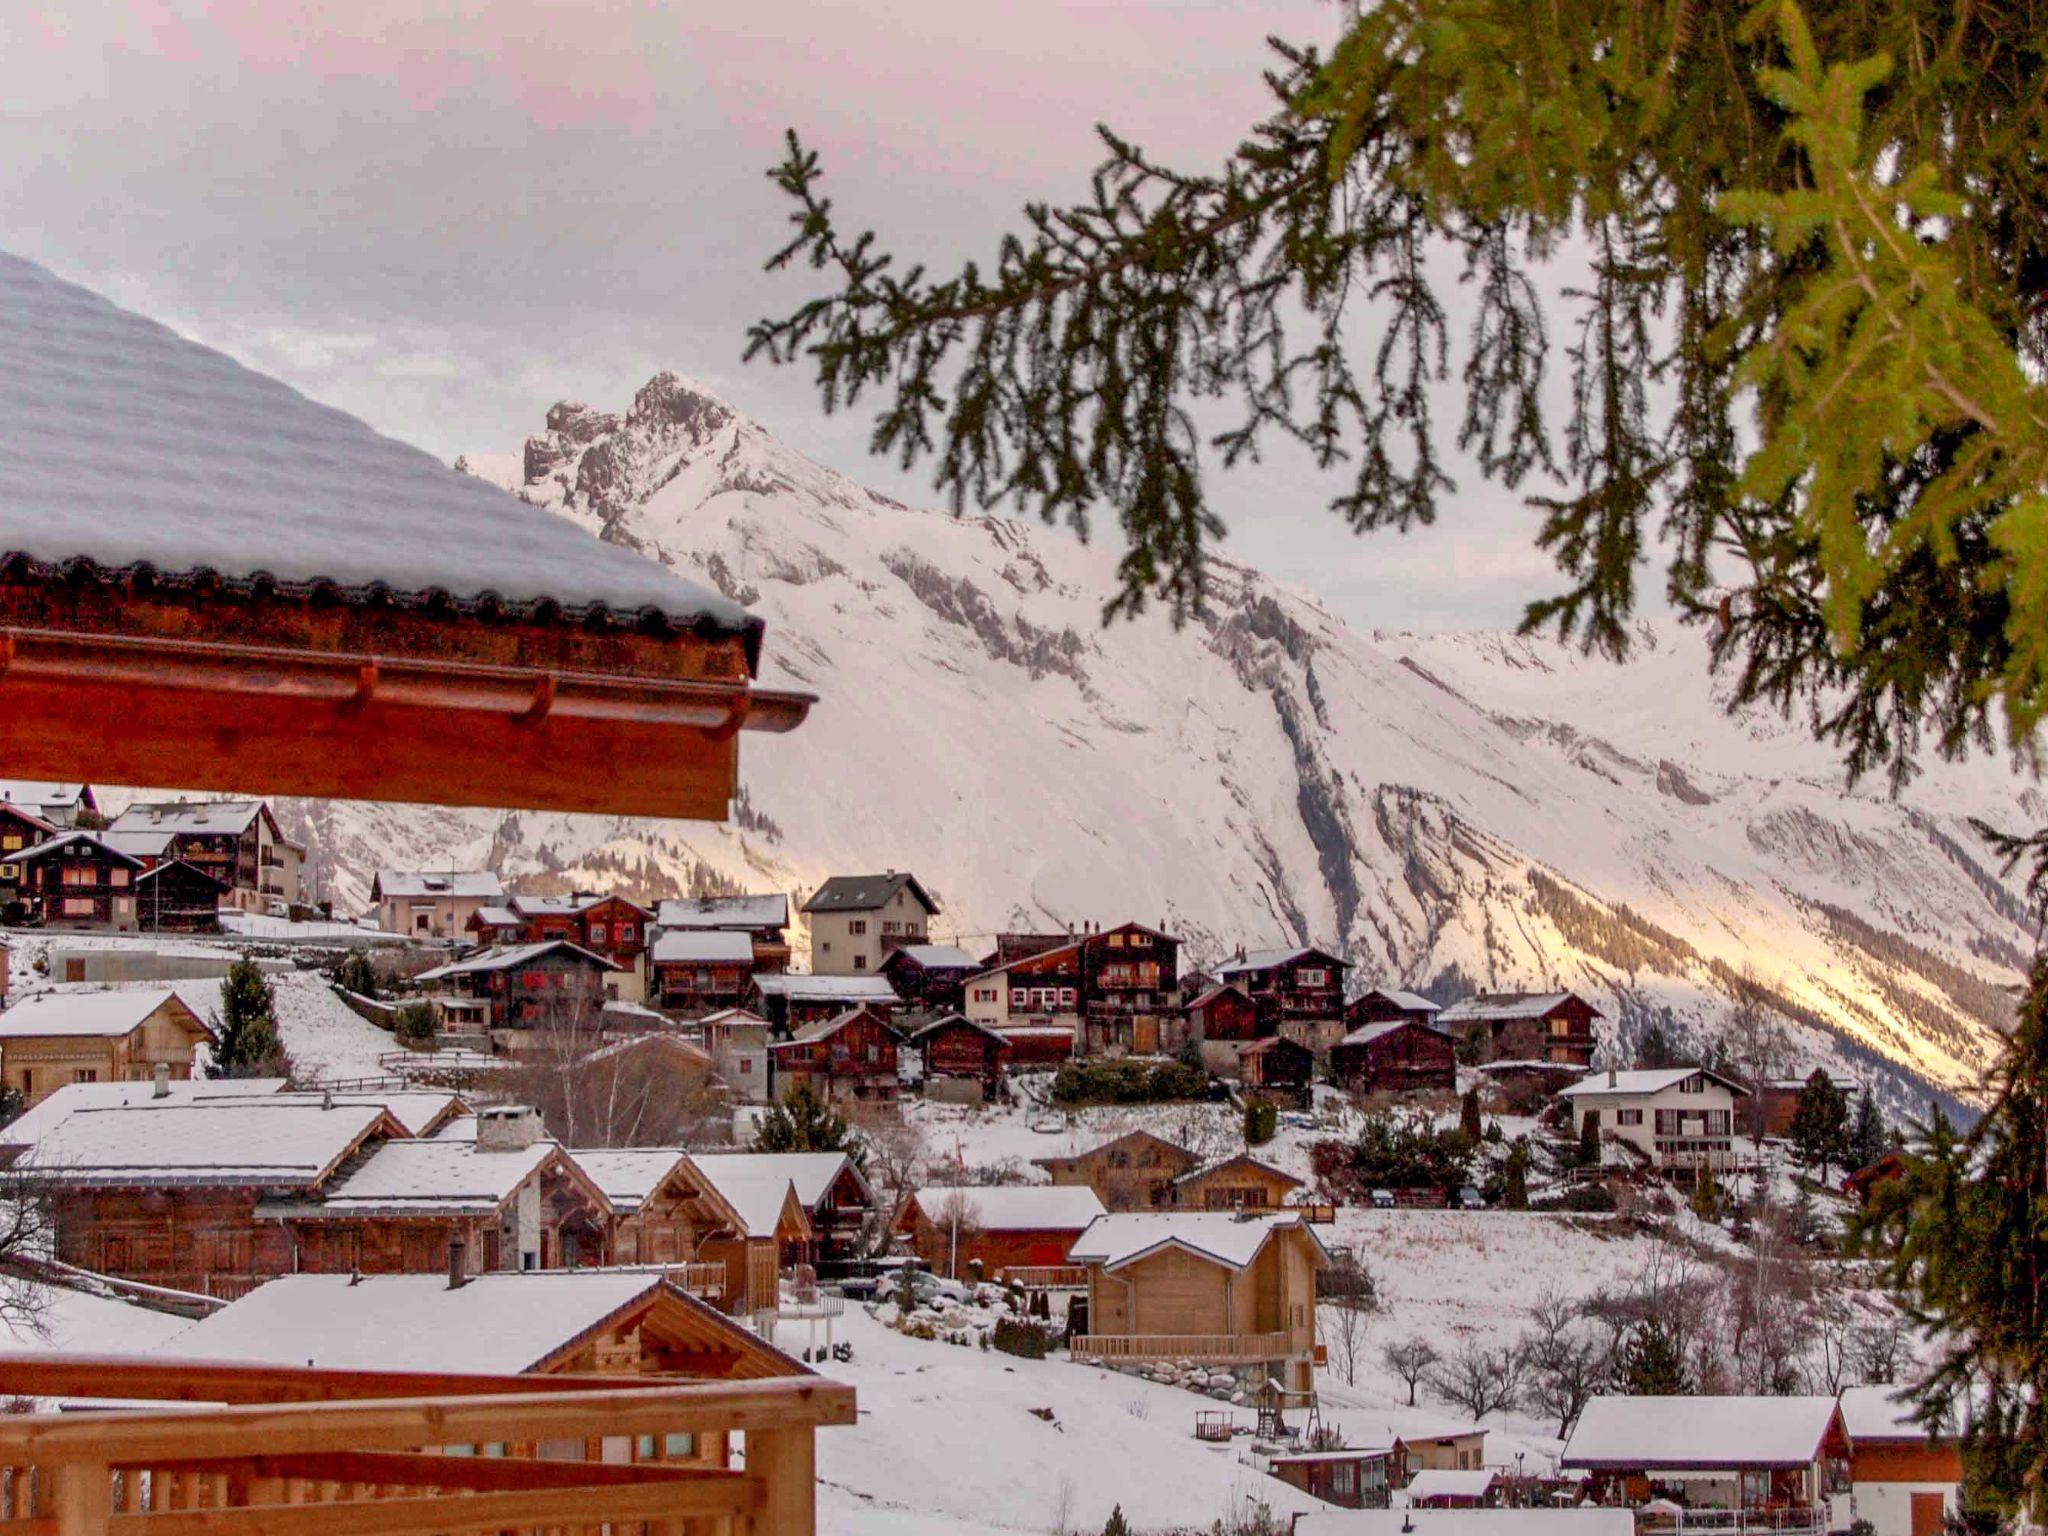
top-left (0, 779), bottom-right (96, 829)
top-left (700, 1007), bottom-right (775, 1102)
top-left (10, 831), bottom-right (143, 931)
top-left (651, 928), bottom-right (758, 1013)
top-left (1033, 1129), bottom-right (1199, 1211)
top-left (0, 989), bottom-right (214, 1105)
top-left (131, 858), bottom-right (228, 932)
top-left (687, 1156), bottom-right (818, 1313)
top-left (1437, 991), bottom-right (1601, 1069)
top-left (103, 799), bottom-right (301, 911)
top-left (1236, 1035), bottom-right (1315, 1104)
top-left (503, 891), bottom-right (654, 973)
top-left (906, 1013), bottom-right (1010, 1101)
top-left (655, 893), bottom-right (793, 974)
top-left (1838, 1385), bottom-right (1961, 1536)
top-left (1331, 1018), bottom-right (1456, 1097)
top-left (879, 943), bottom-right (982, 1014)
top-left (1076, 921), bottom-right (1182, 1056)
top-left (1267, 1446), bottom-right (1397, 1509)
top-left (1759, 1073), bottom-right (1862, 1138)
top-left (413, 940), bottom-right (617, 1036)
top-left (750, 973), bottom-right (901, 1032)
top-left (1188, 983), bottom-right (1264, 1076)
top-left (1068, 1210), bottom-right (1327, 1392)
top-left (1214, 946), bottom-right (1349, 1059)
top-left (693, 1151), bottom-right (873, 1272)
top-left (568, 1148), bottom-right (763, 1303)
top-left (1406, 1470), bottom-right (1501, 1508)
top-left (0, 252), bottom-right (809, 820)
top-left (767, 1007), bottom-right (901, 1103)
top-left (1168, 1153), bottom-right (1303, 1212)
top-left (896, 1185), bottom-right (1106, 1279)
top-left (0, 799), bottom-right (55, 913)
top-left (1563, 1395), bottom-right (1851, 1519)
top-left (1346, 987), bottom-right (1443, 1030)
top-left (1844, 1152), bottom-right (1909, 1206)
top-left (962, 941), bottom-right (1083, 1033)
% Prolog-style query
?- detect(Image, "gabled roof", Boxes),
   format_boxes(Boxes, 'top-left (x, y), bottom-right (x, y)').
top-left (699, 1007), bottom-right (773, 1031)
top-left (1437, 991), bottom-right (1599, 1024)
top-left (414, 939), bottom-right (617, 982)
top-left (1357, 987), bottom-right (1441, 1014)
top-left (10, 830), bottom-right (145, 868)
top-left (963, 942), bottom-right (1083, 987)
top-left (655, 894), bottom-right (790, 931)
top-left (651, 929), bottom-right (757, 965)
top-left (0, 988), bottom-right (211, 1041)
top-left (750, 974), bottom-right (900, 1004)
top-left (1031, 1128), bottom-right (1197, 1171)
top-left (274, 1137), bottom-right (594, 1219)
top-left (108, 800), bottom-right (270, 838)
top-left (688, 1151), bottom-right (869, 1214)
top-left (686, 1157), bottom-right (813, 1239)
top-left (1186, 983), bottom-right (1252, 1010)
top-left (1215, 946), bottom-right (1345, 977)
top-left (1557, 1067), bottom-right (1750, 1100)
top-left (1562, 1395), bottom-right (1843, 1470)
top-left (373, 871), bottom-right (506, 900)
top-left (566, 1148), bottom-right (699, 1215)
top-left (1337, 1018), bottom-right (1450, 1048)
top-left (1068, 1210), bottom-right (1329, 1273)
top-left (19, 1100), bottom-right (398, 1188)
top-left (0, 798), bottom-right (54, 834)
top-left (775, 1006), bottom-right (896, 1047)
top-left (906, 1184), bottom-right (1107, 1233)
top-left (133, 857), bottom-right (228, 891)
top-left (1837, 1384), bottom-right (1955, 1445)
top-left (906, 1012), bottom-right (1008, 1046)
top-left (1170, 1153), bottom-right (1302, 1190)
top-left (884, 944), bottom-right (982, 971)
top-left (0, 1075), bottom-right (290, 1146)
top-left (0, 781), bottom-right (89, 817)
top-left (801, 872), bottom-right (939, 916)
top-left (472, 905), bottom-right (523, 927)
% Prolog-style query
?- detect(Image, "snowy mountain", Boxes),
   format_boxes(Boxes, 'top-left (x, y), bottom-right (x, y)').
top-left (277, 373), bottom-right (2039, 1111)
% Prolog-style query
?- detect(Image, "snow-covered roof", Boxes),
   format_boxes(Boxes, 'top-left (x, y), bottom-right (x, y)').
top-left (375, 871), bottom-right (505, 900)
top-left (1404, 1469), bottom-right (1498, 1501)
top-left (690, 1151), bottom-right (866, 1212)
top-left (1838, 1384), bottom-right (1946, 1444)
top-left (699, 1007), bottom-right (772, 1030)
top-left (1215, 947), bottom-right (1316, 976)
top-left (98, 828), bottom-right (176, 860)
top-left (11, 831), bottom-right (144, 868)
top-left (566, 1148), bottom-right (694, 1213)
top-left (886, 944), bottom-right (981, 970)
top-left (910, 1185), bottom-right (1107, 1233)
top-left (1557, 1068), bottom-right (1748, 1100)
top-left (280, 1137), bottom-right (567, 1216)
top-left (1361, 988), bottom-right (1441, 1013)
top-left (751, 974), bottom-right (900, 1004)
top-left (801, 873), bottom-right (939, 916)
top-left (906, 1013), bottom-right (1007, 1044)
top-left (414, 940), bottom-right (616, 981)
top-left (686, 1156), bottom-right (806, 1238)
top-left (1169, 1154), bottom-right (1301, 1189)
top-left (0, 781), bottom-right (88, 815)
top-left (1068, 1210), bottom-right (1325, 1272)
top-left (20, 1101), bottom-right (391, 1187)
top-left (160, 1272), bottom-right (674, 1374)
top-left (0, 252), bottom-right (755, 638)
top-left (1437, 991), bottom-right (1593, 1023)
top-left (0, 1076), bottom-right (288, 1146)
top-left (1296, 1513), bottom-right (1631, 1536)
top-left (778, 1007), bottom-right (896, 1046)
top-left (1266, 1446), bottom-right (1397, 1466)
top-left (108, 800), bottom-right (266, 838)
top-left (651, 930), bottom-right (757, 965)
top-left (472, 905), bottom-right (522, 927)
top-left (655, 894), bottom-right (790, 931)
top-left (0, 988), bottom-right (206, 1040)
top-left (1563, 1395), bottom-right (1842, 1469)
top-left (1337, 1018), bottom-right (1447, 1048)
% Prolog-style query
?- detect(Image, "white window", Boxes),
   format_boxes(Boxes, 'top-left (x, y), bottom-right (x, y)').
top-left (109, 868), bottom-right (130, 888)
top-left (618, 923), bottom-right (636, 942)
top-left (1298, 968), bottom-right (1327, 987)
top-left (1060, 988), bottom-right (1077, 1006)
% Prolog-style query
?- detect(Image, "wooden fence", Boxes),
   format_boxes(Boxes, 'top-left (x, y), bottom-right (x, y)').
top-left (1070, 1332), bottom-right (1293, 1366)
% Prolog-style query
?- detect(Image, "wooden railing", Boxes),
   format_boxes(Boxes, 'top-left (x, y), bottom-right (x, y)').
top-left (1070, 1331), bottom-right (1294, 1365)
top-left (0, 1353), bottom-right (854, 1536)
top-left (678, 1261), bottom-right (729, 1299)
top-left (998, 1266), bottom-right (1087, 1290)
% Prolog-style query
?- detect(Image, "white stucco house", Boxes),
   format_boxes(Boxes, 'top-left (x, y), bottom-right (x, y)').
top-left (1557, 1066), bottom-right (1751, 1176)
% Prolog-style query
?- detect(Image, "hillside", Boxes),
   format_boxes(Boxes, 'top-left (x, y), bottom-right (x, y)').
top-left (246, 373), bottom-right (2035, 1109)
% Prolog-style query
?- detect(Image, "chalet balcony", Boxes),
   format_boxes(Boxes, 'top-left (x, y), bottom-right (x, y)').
top-left (998, 1265), bottom-right (1088, 1290)
top-left (677, 1260), bottom-right (729, 1300)
top-left (1070, 1331), bottom-right (1296, 1366)
top-left (1634, 1505), bottom-right (1828, 1536)
top-left (0, 1352), bottom-right (852, 1536)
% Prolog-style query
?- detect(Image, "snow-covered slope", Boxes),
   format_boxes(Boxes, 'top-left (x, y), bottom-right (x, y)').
top-left (269, 374), bottom-right (2033, 1109)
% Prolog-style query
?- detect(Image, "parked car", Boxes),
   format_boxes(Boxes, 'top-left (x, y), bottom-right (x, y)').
top-left (1369, 1188), bottom-right (1396, 1209)
top-left (1454, 1186), bottom-right (1486, 1210)
top-left (832, 1257), bottom-right (918, 1301)
top-left (905, 1270), bottom-right (976, 1308)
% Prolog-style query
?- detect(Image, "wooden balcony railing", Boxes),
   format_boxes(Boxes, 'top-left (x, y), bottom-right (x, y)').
top-left (1070, 1331), bottom-right (1295, 1365)
top-left (998, 1265), bottom-right (1088, 1290)
top-left (678, 1260), bottom-right (729, 1299)
top-left (0, 1353), bottom-right (853, 1536)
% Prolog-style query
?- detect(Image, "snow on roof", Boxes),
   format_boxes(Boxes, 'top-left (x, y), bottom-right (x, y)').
top-left (906, 1013), bottom-right (1007, 1044)
top-left (1557, 1068), bottom-right (1748, 1100)
top-left (779, 1007), bottom-right (895, 1046)
top-left (0, 253), bottom-right (754, 638)
top-left (655, 894), bottom-right (789, 930)
top-left (1296, 1513), bottom-right (1632, 1536)
top-left (0, 1279), bottom-right (193, 1358)
top-left (751, 974), bottom-right (900, 1003)
top-left (1265, 1446), bottom-right (1397, 1465)
top-left (160, 1272), bottom-right (670, 1375)
top-left (1563, 1395), bottom-right (1841, 1469)
top-left (1068, 1210), bottom-right (1324, 1272)
top-left (11, 830), bottom-right (144, 867)
top-left (21, 1100), bottom-right (390, 1186)
top-left (1404, 1469), bottom-right (1498, 1501)
top-left (0, 1076), bottom-right (289, 1146)
top-left (284, 1137), bottom-right (563, 1216)
top-left (801, 873), bottom-right (939, 916)
top-left (472, 905), bottom-right (522, 927)
top-left (1437, 991), bottom-right (1593, 1023)
top-left (686, 1155), bottom-right (804, 1237)
top-left (651, 930), bottom-right (756, 965)
top-left (566, 1148), bottom-right (692, 1213)
top-left (414, 940), bottom-right (616, 981)
top-left (0, 988), bottom-right (205, 1040)
top-left (699, 1007), bottom-right (771, 1029)
top-left (108, 801), bottom-right (265, 837)
top-left (99, 828), bottom-right (177, 860)
top-left (1362, 988), bottom-right (1441, 1013)
top-left (0, 781), bottom-right (87, 814)
top-left (691, 1151), bottom-right (865, 1211)
top-left (911, 1185), bottom-right (1107, 1233)
top-left (1838, 1384), bottom-right (1947, 1443)
top-left (1169, 1154), bottom-right (1301, 1189)
top-left (1215, 947), bottom-right (1315, 975)
top-left (375, 871), bottom-right (506, 900)
top-left (886, 944), bottom-right (981, 970)
top-left (1337, 1019), bottom-right (1433, 1047)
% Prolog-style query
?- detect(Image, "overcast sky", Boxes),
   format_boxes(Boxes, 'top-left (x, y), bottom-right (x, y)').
top-left (0, 0), bottom-right (1579, 633)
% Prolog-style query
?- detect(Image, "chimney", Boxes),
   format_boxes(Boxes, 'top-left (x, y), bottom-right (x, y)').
top-left (1608, 1063), bottom-right (1618, 1088)
top-left (476, 1105), bottom-right (544, 1152)
top-left (152, 1064), bottom-right (170, 1099)
top-left (447, 1236), bottom-right (469, 1289)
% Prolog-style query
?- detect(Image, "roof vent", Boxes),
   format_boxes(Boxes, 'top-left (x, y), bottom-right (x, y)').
top-left (447, 1236), bottom-right (469, 1290)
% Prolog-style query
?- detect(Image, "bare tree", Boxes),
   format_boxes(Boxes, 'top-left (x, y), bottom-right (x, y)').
top-left (1319, 1300), bottom-right (1372, 1386)
top-left (856, 1116), bottom-right (928, 1258)
top-left (1381, 1336), bottom-right (1440, 1407)
top-left (0, 1167), bottom-right (67, 1339)
top-left (1723, 968), bottom-right (1793, 1139)
top-left (924, 1190), bottom-right (985, 1279)
top-left (1520, 1289), bottom-right (1609, 1439)
top-left (1428, 1338), bottom-right (1526, 1421)
top-left (1853, 1316), bottom-right (1908, 1385)
top-left (503, 1005), bottom-right (727, 1147)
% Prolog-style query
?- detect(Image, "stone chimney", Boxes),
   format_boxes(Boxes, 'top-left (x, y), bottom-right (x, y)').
top-left (1608, 1063), bottom-right (1618, 1088)
top-left (447, 1236), bottom-right (469, 1289)
top-left (476, 1104), bottom-right (544, 1153)
top-left (152, 1063), bottom-right (170, 1099)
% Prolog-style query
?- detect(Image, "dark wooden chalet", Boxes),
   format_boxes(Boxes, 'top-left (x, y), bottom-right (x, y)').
top-left (1436, 990), bottom-right (1601, 1069)
top-left (985, 932), bottom-right (1072, 966)
top-left (1215, 946), bottom-right (1350, 1058)
top-left (1331, 1018), bottom-right (1456, 1096)
top-left (1076, 921), bottom-right (1182, 1056)
top-left (1345, 987), bottom-right (1443, 1030)
top-left (749, 974), bottom-right (901, 1032)
top-left (766, 1007), bottom-right (901, 1103)
top-left (132, 858), bottom-right (228, 933)
top-left (1188, 982), bottom-right (1265, 1074)
top-left (0, 800), bottom-right (55, 910)
top-left (10, 831), bottom-right (144, 931)
top-left (1237, 1035), bottom-right (1316, 1105)
top-left (880, 943), bottom-right (982, 1013)
top-left (654, 894), bottom-right (793, 974)
top-left (413, 940), bottom-right (617, 1035)
top-left (104, 799), bottom-right (297, 909)
top-left (499, 892), bottom-right (655, 971)
top-left (907, 1014), bottom-right (1010, 1100)
top-left (649, 929), bottom-right (758, 1014)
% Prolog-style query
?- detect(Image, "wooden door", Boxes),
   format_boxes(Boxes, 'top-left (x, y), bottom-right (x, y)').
top-left (1911, 1493), bottom-right (1946, 1536)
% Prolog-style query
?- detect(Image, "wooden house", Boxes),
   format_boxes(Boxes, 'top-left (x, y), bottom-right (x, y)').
top-left (1033, 1129), bottom-right (1200, 1210)
top-left (568, 1148), bottom-right (749, 1271)
top-left (413, 940), bottom-right (617, 1036)
top-left (1076, 921), bottom-right (1182, 1056)
top-left (961, 942), bottom-right (1083, 1033)
top-left (650, 929), bottom-right (758, 1014)
top-left (130, 859), bottom-right (228, 932)
top-left (1844, 1152), bottom-right (1909, 1206)
top-left (0, 780), bottom-right (95, 830)
top-left (1266, 1446), bottom-right (1397, 1509)
top-left (687, 1156), bottom-right (817, 1314)
top-left (1558, 1067), bottom-right (1750, 1178)
top-left (11, 831), bottom-right (144, 931)
top-left (0, 989), bottom-right (214, 1105)
top-left (802, 872), bottom-right (939, 976)
top-left (1839, 1385), bottom-right (1961, 1536)
top-left (1168, 1153), bottom-right (1303, 1212)
top-left (767, 1007), bottom-right (901, 1103)
top-left (105, 799), bottom-right (301, 911)
top-left (1406, 1470), bottom-right (1500, 1508)
top-left (1437, 991), bottom-right (1601, 1069)
top-left (880, 944), bottom-right (982, 1014)
top-left (505, 892), bottom-right (655, 975)
top-left (1068, 1210), bottom-right (1328, 1392)
top-left (1346, 988), bottom-right (1442, 1030)
top-left (896, 1185), bottom-right (1106, 1278)
top-left (1389, 1423), bottom-right (1491, 1474)
top-left (1331, 1019), bottom-right (1456, 1097)
top-left (693, 1152), bottom-right (873, 1271)
top-left (374, 871), bottom-right (506, 940)
top-left (750, 973), bottom-right (901, 1032)
top-left (1759, 1073), bottom-right (1862, 1138)
top-left (0, 799), bottom-right (55, 912)
top-left (654, 893), bottom-right (792, 974)
top-left (700, 1008), bottom-right (775, 1103)
top-left (1563, 1395), bottom-right (1850, 1516)
top-left (907, 1014), bottom-right (1010, 1102)
top-left (1214, 946), bottom-right (1349, 1059)
top-left (1236, 1035), bottom-right (1315, 1104)
top-left (1188, 982), bottom-right (1265, 1074)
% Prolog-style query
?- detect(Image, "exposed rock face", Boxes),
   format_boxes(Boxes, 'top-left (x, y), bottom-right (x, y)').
top-left (283, 374), bottom-right (2037, 1116)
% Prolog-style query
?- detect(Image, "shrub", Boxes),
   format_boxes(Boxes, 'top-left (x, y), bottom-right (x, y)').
top-left (1051, 1059), bottom-right (1209, 1106)
top-left (332, 949), bottom-right (377, 996)
top-left (1244, 1098), bottom-right (1279, 1146)
top-left (392, 1002), bottom-right (438, 1047)
top-left (991, 1317), bottom-right (1052, 1360)
top-left (1530, 1183), bottom-right (1617, 1213)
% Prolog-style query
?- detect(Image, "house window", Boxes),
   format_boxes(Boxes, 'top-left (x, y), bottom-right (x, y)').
top-left (109, 867), bottom-right (130, 887)
top-left (853, 954), bottom-right (867, 970)
top-left (0, 835), bottom-right (18, 852)
top-left (1060, 988), bottom-right (1077, 1006)
top-left (1298, 968), bottom-right (1327, 987)
top-left (739, 1059), bottom-right (753, 1074)
top-left (588, 922), bottom-right (607, 944)
top-left (61, 866), bottom-right (89, 887)
top-left (1680, 1074), bottom-right (1705, 1094)
top-left (73, 1069), bottom-right (96, 1084)
top-left (1011, 989), bottom-right (1028, 1007)
top-left (1616, 1108), bottom-right (1643, 1126)
top-left (849, 920), bottom-right (867, 936)
top-left (1108, 934), bottom-right (1124, 948)
top-left (618, 923), bottom-right (635, 942)
top-left (63, 897), bottom-right (93, 916)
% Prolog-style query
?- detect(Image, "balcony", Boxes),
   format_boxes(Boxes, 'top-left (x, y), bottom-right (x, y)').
top-left (1635, 1507), bottom-right (1828, 1536)
top-left (0, 1352), bottom-right (852, 1536)
top-left (1070, 1331), bottom-right (1295, 1366)
top-left (997, 1265), bottom-right (1088, 1290)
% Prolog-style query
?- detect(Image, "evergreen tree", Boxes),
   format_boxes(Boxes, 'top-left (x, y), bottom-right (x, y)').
top-left (1690, 1161), bottom-right (1720, 1223)
top-left (1101, 1506), bottom-right (1132, 1536)
top-left (1846, 1092), bottom-right (1891, 1173)
top-left (333, 949), bottom-right (376, 997)
top-left (1458, 1087), bottom-right (1482, 1143)
top-left (1577, 1114), bottom-right (1601, 1169)
top-left (1789, 1070), bottom-right (1852, 1181)
top-left (1244, 1097), bottom-right (1278, 1147)
top-left (1502, 1141), bottom-right (1529, 1211)
top-left (1635, 1020), bottom-right (1681, 1070)
top-left (1614, 1318), bottom-right (1689, 1396)
top-left (208, 957), bottom-right (285, 1079)
top-left (754, 1084), bottom-right (862, 1167)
